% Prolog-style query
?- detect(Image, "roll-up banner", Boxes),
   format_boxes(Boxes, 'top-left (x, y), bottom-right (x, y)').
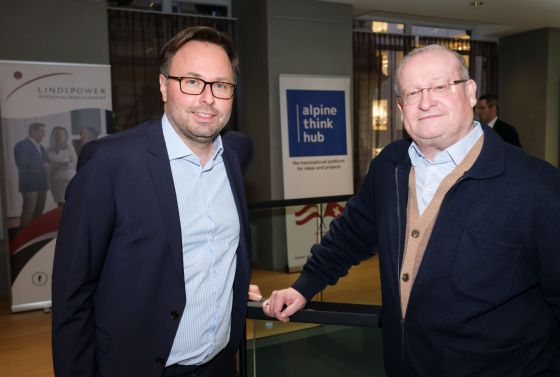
top-left (279, 75), bottom-right (353, 271)
top-left (0, 60), bottom-right (112, 312)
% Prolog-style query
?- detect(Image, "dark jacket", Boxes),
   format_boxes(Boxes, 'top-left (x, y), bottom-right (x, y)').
top-left (293, 125), bottom-right (560, 376)
top-left (493, 118), bottom-right (522, 147)
top-left (52, 120), bottom-right (253, 377)
top-left (13, 138), bottom-right (49, 192)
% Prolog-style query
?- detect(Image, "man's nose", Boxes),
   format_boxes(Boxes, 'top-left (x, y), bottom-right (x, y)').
top-left (418, 89), bottom-right (435, 110)
top-left (199, 83), bottom-right (215, 104)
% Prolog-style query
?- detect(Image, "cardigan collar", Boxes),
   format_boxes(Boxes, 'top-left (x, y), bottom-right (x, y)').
top-left (389, 123), bottom-right (505, 180)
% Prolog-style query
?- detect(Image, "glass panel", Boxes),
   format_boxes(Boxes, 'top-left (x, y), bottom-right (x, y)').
top-left (247, 320), bottom-right (386, 377)
top-left (247, 200), bottom-right (383, 376)
top-left (249, 203), bottom-right (382, 307)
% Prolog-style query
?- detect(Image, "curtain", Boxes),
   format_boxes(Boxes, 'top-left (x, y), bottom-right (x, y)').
top-left (107, 8), bottom-right (236, 132)
top-left (352, 29), bottom-right (498, 186)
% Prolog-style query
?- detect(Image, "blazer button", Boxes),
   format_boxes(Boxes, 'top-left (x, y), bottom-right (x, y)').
top-left (411, 229), bottom-right (420, 238)
top-left (170, 311), bottom-right (179, 320)
top-left (155, 355), bottom-right (166, 365)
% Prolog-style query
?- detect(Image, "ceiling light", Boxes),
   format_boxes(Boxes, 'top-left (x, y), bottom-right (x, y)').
top-left (470, 1), bottom-right (484, 6)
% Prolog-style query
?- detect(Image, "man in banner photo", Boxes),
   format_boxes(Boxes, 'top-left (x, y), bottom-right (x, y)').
top-left (13, 122), bottom-right (49, 227)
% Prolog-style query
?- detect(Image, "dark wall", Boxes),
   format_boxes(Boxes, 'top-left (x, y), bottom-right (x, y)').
top-left (500, 28), bottom-right (560, 164)
top-left (546, 28), bottom-right (560, 165)
top-left (0, 0), bottom-right (109, 64)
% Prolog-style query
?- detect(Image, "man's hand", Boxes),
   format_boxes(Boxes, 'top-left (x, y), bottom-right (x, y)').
top-left (262, 288), bottom-right (307, 323)
top-left (248, 284), bottom-right (262, 302)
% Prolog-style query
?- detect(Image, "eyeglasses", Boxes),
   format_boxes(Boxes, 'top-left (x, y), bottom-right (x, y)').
top-left (398, 79), bottom-right (469, 106)
top-left (167, 76), bottom-right (236, 99)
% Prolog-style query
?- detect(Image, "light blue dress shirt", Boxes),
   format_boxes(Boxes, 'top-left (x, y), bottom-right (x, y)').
top-left (408, 122), bottom-right (483, 215)
top-left (162, 115), bottom-right (240, 366)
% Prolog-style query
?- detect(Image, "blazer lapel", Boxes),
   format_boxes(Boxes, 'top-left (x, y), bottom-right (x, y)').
top-left (222, 145), bottom-right (250, 273)
top-left (144, 121), bottom-right (184, 281)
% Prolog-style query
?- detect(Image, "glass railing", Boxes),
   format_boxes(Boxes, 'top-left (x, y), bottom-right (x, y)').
top-left (243, 197), bottom-right (385, 376)
top-left (241, 302), bottom-right (385, 377)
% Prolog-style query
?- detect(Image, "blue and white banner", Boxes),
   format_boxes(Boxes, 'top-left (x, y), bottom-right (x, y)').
top-left (279, 75), bottom-right (353, 199)
top-left (286, 90), bottom-right (347, 157)
top-left (0, 60), bottom-right (112, 312)
top-left (279, 75), bottom-right (353, 270)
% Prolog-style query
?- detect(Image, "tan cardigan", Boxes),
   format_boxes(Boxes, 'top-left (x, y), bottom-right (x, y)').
top-left (400, 137), bottom-right (483, 316)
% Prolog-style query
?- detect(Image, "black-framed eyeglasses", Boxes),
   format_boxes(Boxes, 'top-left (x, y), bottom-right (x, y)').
top-left (397, 79), bottom-right (469, 106)
top-left (167, 76), bottom-right (236, 99)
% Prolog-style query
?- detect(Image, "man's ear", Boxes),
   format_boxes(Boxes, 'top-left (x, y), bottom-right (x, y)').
top-left (397, 102), bottom-right (404, 122)
top-left (466, 79), bottom-right (478, 107)
top-left (159, 74), bottom-right (168, 103)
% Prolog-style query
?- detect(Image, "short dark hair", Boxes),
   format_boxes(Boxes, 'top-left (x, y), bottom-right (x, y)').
top-left (478, 94), bottom-right (499, 109)
top-left (28, 122), bottom-right (45, 135)
top-left (159, 26), bottom-right (239, 81)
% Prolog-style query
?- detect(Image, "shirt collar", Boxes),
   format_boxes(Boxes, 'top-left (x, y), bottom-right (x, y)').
top-left (409, 121), bottom-right (483, 167)
top-left (487, 116), bottom-right (498, 128)
top-left (161, 114), bottom-right (223, 164)
top-left (27, 137), bottom-right (40, 148)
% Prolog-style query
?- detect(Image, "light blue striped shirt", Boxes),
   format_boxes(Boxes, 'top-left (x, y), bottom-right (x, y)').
top-left (408, 122), bottom-right (483, 215)
top-left (162, 115), bottom-right (239, 366)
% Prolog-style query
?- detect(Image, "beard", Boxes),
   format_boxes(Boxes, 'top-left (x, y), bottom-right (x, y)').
top-left (165, 100), bottom-right (230, 145)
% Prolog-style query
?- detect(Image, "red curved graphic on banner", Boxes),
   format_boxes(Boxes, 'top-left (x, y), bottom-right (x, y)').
top-left (294, 204), bottom-right (317, 217)
top-left (295, 204), bottom-right (320, 225)
top-left (6, 72), bottom-right (74, 100)
top-left (10, 208), bottom-right (63, 254)
top-left (295, 212), bottom-right (320, 225)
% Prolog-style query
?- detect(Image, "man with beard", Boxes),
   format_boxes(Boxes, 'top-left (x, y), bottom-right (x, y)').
top-left (52, 26), bottom-right (261, 377)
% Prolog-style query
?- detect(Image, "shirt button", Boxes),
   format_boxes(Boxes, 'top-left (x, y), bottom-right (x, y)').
top-left (170, 311), bottom-right (179, 320)
top-left (402, 273), bottom-right (410, 282)
top-left (411, 229), bottom-right (420, 238)
top-left (155, 355), bottom-right (166, 365)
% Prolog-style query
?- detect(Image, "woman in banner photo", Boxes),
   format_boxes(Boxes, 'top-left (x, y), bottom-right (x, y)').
top-left (48, 127), bottom-right (77, 207)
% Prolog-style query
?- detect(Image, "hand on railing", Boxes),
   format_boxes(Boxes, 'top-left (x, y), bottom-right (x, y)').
top-left (248, 284), bottom-right (262, 302)
top-left (262, 287), bottom-right (307, 323)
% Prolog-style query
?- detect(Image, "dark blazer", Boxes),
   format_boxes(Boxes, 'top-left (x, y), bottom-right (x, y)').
top-left (52, 120), bottom-right (253, 377)
top-left (293, 125), bottom-right (560, 376)
top-left (492, 118), bottom-right (522, 147)
top-left (13, 138), bottom-right (49, 192)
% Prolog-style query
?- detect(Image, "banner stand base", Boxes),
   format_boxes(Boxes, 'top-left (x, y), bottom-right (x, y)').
top-left (11, 300), bottom-right (51, 313)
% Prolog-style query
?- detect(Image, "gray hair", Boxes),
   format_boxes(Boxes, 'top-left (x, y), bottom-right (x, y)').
top-left (28, 122), bottom-right (45, 135)
top-left (394, 44), bottom-right (470, 96)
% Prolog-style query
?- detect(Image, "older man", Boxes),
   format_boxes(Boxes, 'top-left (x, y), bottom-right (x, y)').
top-left (264, 45), bottom-right (560, 376)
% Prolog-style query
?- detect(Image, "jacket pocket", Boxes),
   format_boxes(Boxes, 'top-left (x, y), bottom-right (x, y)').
top-left (95, 326), bottom-right (111, 354)
top-left (452, 230), bottom-right (521, 305)
top-left (443, 344), bottom-right (521, 377)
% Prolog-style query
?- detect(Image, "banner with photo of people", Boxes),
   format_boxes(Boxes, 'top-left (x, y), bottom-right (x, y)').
top-left (0, 60), bottom-right (112, 312)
